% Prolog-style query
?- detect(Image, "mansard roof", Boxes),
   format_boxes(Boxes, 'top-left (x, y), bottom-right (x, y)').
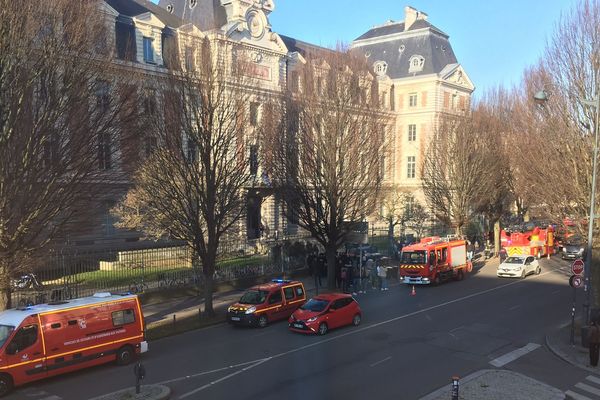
top-left (105, 0), bottom-right (185, 28)
top-left (279, 35), bottom-right (336, 58)
top-left (157, 0), bottom-right (227, 31)
top-left (351, 22), bottom-right (457, 80)
top-left (354, 20), bottom-right (448, 41)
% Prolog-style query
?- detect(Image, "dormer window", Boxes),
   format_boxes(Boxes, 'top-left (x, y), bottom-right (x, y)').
top-left (408, 55), bottom-right (425, 73)
top-left (374, 61), bottom-right (388, 77)
top-left (143, 37), bottom-right (155, 64)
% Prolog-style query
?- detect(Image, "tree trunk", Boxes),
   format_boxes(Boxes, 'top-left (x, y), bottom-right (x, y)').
top-left (203, 272), bottom-right (215, 317)
top-left (591, 246), bottom-right (600, 316)
top-left (494, 220), bottom-right (501, 257)
top-left (326, 244), bottom-right (337, 290)
top-left (202, 248), bottom-right (217, 318)
top-left (0, 267), bottom-right (10, 311)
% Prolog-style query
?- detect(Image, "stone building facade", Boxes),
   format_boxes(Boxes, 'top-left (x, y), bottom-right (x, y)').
top-left (73, 0), bottom-right (472, 248)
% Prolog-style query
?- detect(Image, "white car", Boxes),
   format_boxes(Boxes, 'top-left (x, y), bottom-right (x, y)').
top-left (497, 255), bottom-right (541, 278)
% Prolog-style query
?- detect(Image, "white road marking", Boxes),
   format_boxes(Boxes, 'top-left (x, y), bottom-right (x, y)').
top-left (369, 356), bottom-right (392, 367)
top-left (586, 375), bottom-right (600, 385)
top-left (489, 343), bottom-right (540, 367)
top-left (552, 290), bottom-right (561, 295)
top-left (449, 326), bottom-right (464, 333)
top-left (565, 390), bottom-right (594, 400)
top-left (509, 305), bottom-right (521, 311)
top-left (179, 358), bottom-right (272, 399)
top-left (157, 358), bottom-right (269, 385)
top-left (576, 382), bottom-right (600, 396)
top-left (178, 271), bottom-right (555, 396)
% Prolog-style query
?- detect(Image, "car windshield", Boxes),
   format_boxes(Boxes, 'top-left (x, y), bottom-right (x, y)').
top-left (0, 325), bottom-right (14, 348)
top-left (504, 257), bottom-right (524, 264)
top-left (300, 298), bottom-right (329, 312)
top-left (400, 251), bottom-right (426, 264)
top-left (239, 290), bottom-right (268, 305)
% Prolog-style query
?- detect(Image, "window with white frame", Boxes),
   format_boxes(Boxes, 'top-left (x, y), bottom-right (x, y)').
top-left (408, 55), bottom-right (425, 73)
top-left (185, 46), bottom-right (194, 71)
top-left (98, 132), bottom-right (112, 170)
top-left (143, 37), bottom-right (155, 63)
top-left (408, 124), bottom-right (416, 142)
top-left (409, 93), bottom-right (418, 107)
top-left (407, 156), bottom-right (416, 179)
top-left (250, 103), bottom-right (260, 126)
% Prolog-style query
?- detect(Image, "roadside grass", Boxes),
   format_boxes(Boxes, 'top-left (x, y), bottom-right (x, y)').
top-left (48, 254), bottom-right (270, 289)
top-left (146, 312), bottom-right (226, 341)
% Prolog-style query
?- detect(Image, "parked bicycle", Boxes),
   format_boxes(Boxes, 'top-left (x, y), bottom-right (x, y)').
top-left (128, 280), bottom-right (148, 294)
top-left (158, 273), bottom-right (185, 288)
top-left (12, 273), bottom-right (43, 290)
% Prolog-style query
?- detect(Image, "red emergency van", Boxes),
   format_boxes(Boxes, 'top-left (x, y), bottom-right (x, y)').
top-left (0, 292), bottom-right (147, 396)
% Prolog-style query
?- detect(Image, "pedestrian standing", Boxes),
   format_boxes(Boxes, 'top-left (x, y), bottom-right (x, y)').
top-left (378, 264), bottom-right (388, 291)
top-left (466, 240), bottom-right (474, 261)
top-left (335, 254), bottom-right (343, 289)
top-left (365, 259), bottom-right (375, 291)
top-left (589, 321), bottom-right (600, 367)
top-left (499, 248), bottom-right (507, 263)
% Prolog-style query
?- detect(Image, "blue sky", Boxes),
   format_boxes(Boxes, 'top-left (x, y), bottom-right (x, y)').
top-left (268, 0), bottom-right (576, 97)
top-left (152, 0), bottom-right (576, 97)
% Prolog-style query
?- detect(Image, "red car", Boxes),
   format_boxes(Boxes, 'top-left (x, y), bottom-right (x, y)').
top-left (288, 293), bottom-right (362, 335)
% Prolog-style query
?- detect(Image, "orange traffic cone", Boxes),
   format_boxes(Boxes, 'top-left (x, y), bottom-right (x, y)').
top-left (410, 285), bottom-right (416, 296)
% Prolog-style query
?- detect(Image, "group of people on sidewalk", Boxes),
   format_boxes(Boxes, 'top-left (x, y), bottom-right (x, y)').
top-left (306, 252), bottom-right (389, 295)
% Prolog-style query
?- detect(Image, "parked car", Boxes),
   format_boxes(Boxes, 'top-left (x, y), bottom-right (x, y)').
top-left (562, 236), bottom-right (586, 260)
top-left (497, 255), bottom-right (541, 279)
top-left (227, 279), bottom-right (306, 328)
top-left (288, 293), bottom-right (361, 335)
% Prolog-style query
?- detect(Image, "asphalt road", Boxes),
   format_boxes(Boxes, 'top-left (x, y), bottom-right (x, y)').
top-left (6, 256), bottom-right (592, 400)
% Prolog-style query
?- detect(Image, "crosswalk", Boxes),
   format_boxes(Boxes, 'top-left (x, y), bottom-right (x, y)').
top-left (566, 375), bottom-right (600, 399)
top-left (17, 387), bottom-right (63, 400)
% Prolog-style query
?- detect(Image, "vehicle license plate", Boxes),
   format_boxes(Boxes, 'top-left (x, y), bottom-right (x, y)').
top-left (231, 317), bottom-right (241, 321)
top-left (293, 323), bottom-right (303, 328)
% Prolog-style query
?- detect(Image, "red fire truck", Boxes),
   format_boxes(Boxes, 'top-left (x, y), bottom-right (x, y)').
top-left (0, 293), bottom-right (147, 396)
top-left (501, 225), bottom-right (555, 258)
top-left (398, 237), bottom-right (473, 285)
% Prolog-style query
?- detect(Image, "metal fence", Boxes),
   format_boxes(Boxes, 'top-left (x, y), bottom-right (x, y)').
top-left (12, 235), bottom-right (316, 307)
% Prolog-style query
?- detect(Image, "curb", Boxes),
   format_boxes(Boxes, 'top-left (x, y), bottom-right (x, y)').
top-left (88, 384), bottom-right (170, 400)
top-left (419, 369), bottom-right (489, 400)
top-left (545, 333), bottom-right (598, 374)
top-left (419, 369), bottom-right (564, 400)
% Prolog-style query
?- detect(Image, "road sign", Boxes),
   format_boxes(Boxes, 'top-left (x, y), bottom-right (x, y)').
top-left (569, 274), bottom-right (583, 288)
top-left (572, 259), bottom-right (584, 276)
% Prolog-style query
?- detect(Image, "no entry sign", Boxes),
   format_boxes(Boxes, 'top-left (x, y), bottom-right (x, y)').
top-left (569, 274), bottom-right (583, 288)
top-left (572, 259), bottom-right (584, 276)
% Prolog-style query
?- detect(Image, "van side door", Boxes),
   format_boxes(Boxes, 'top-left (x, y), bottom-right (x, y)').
top-left (3, 317), bottom-right (46, 385)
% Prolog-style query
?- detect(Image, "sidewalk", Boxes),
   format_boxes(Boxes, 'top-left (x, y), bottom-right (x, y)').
top-left (546, 320), bottom-right (597, 374)
top-left (142, 272), bottom-right (324, 326)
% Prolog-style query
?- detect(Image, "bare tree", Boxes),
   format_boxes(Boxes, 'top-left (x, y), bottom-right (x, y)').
top-left (421, 110), bottom-right (504, 237)
top-left (379, 190), bottom-right (415, 244)
top-left (407, 201), bottom-right (429, 239)
top-left (0, 0), bottom-right (136, 309)
top-left (113, 37), bottom-right (254, 316)
top-left (264, 49), bottom-right (390, 289)
top-left (505, 0), bottom-right (600, 309)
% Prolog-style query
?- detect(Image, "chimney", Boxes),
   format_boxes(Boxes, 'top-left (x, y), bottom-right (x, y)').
top-left (404, 6), bottom-right (428, 31)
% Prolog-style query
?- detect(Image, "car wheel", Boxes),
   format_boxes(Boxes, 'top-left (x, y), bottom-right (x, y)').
top-left (258, 315), bottom-right (268, 328)
top-left (520, 270), bottom-right (526, 279)
top-left (456, 270), bottom-right (465, 281)
top-left (116, 345), bottom-right (135, 366)
top-left (352, 314), bottom-right (361, 326)
top-left (434, 275), bottom-right (441, 286)
top-left (536, 266), bottom-right (541, 275)
top-left (318, 322), bottom-right (328, 335)
top-left (0, 374), bottom-right (13, 397)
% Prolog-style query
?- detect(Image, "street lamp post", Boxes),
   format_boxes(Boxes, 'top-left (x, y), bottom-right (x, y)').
top-left (534, 90), bottom-right (600, 324)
